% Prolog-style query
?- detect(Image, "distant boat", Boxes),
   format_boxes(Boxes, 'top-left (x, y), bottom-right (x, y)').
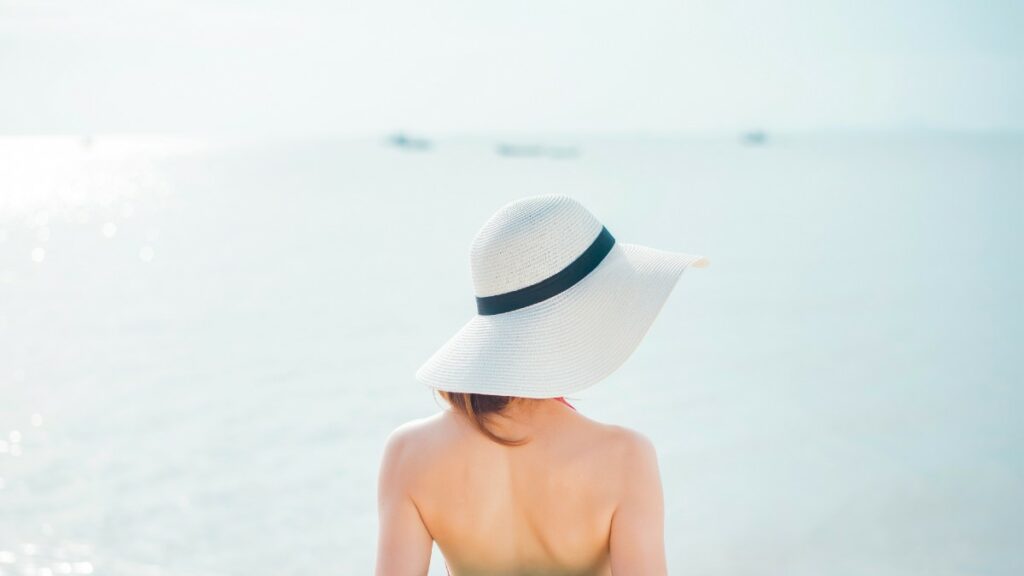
top-left (496, 143), bottom-right (544, 157)
top-left (496, 143), bottom-right (580, 159)
top-left (741, 130), bottom-right (768, 146)
top-left (545, 146), bottom-right (580, 159)
top-left (386, 132), bottom-right (432, 151)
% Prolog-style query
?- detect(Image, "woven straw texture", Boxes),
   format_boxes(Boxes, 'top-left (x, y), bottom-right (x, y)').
top-left (416, 194), bottom-right (703, 398)
top-left (470, 194), bottom-right (603, 297)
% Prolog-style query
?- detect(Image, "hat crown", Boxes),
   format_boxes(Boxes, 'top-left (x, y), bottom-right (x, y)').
top-left (471, 195), bottom-right (604, 298)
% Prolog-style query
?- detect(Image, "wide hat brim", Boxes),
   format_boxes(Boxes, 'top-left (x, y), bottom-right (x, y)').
top-left (415, 242), bottom-right (704, 398)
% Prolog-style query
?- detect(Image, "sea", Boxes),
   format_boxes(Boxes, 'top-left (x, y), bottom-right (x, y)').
top-left (1, 132), bottom-right (1022, 575)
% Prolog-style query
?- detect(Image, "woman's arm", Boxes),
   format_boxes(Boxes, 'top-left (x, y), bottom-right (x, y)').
top-left (608, 429), bottom-right (668, 575)
top-left (375, 426), bottom-right (433, 576)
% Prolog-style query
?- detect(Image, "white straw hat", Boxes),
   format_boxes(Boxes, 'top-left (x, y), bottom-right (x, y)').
top-left (415, 194), bottom-right (708, 398)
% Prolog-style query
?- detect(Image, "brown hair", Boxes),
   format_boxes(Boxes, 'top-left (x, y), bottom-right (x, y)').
top-left (437, 391), bottom-right (529, 446)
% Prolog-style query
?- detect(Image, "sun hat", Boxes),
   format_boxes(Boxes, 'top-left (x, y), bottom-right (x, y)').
top-left (415, 194), bottom-right (709, 399)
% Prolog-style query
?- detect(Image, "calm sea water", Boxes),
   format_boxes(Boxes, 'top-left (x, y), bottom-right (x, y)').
top-left (1, 133), bottom-right (1022, 575)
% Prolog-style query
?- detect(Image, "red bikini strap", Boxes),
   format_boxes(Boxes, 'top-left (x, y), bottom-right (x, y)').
top-left (553, 396), bottom-right (577, 411)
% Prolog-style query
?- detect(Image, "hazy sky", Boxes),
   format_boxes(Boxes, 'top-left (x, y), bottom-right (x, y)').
top-left (1, 0), bottom-right (1021, 135)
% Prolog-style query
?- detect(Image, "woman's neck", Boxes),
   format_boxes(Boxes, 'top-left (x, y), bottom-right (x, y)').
top-left (484, 397), bottom-right (576, 436)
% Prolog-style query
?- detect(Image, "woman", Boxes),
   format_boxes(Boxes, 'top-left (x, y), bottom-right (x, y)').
top-left (376, 194), bottom-right (709, 575)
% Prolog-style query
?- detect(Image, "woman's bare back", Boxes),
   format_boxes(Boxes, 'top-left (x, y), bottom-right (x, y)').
top-left (375, 399), bottom-right (667, 576)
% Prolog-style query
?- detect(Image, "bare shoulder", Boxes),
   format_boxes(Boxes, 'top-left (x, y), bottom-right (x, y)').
top-left (383, 410), bottom-right (455, 450)
top-left (599, 423), bottom-right (659, 466)
top-left (380, 411), bottom-right (460, 474)
top-left (583, 423), bottom-right (661, 495)
top-left (587, 425), bottom-right (664, 527)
